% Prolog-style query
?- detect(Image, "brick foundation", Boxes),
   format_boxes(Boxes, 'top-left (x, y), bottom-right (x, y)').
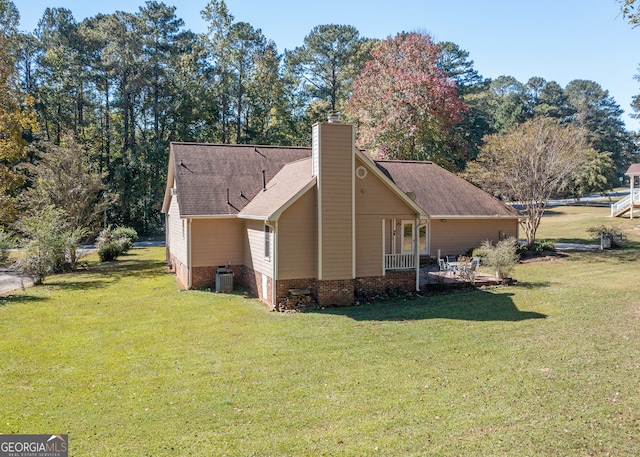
top-left (167, 253), bottom-right (189, 289)
top-left (316, 279), bottom-right (355, 306)
top-left (275, 271), bottom-right (416, 308)
top-left (236, 265), bottom-right (257, 297)
top-left (191, 265), bottom-right (217, 289)
top-left (167, 256), bottom-right (417, 309)
top-left (275, 278), bottom-right (317, 301)
top-left (354, 270), bottom-right (415, 293)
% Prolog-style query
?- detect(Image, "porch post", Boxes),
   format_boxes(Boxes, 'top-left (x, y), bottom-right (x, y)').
top-left (381, 219), bottom-right (386, 276)
top-left (630, 175), bottom-right (634, 220)
top-left (414, 218), bottom-right (420, 292)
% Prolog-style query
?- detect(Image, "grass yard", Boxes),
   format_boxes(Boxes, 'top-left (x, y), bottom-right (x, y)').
top-left (535, 205), bottom-right (640, 244)
top-left (1, 207), bottom-right (640, 455)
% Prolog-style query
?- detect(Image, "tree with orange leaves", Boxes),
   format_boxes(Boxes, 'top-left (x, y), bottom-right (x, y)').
top-left (346, 32), bottom-right (467, 169)
top-left (0, 1), bottom-right (38, 226)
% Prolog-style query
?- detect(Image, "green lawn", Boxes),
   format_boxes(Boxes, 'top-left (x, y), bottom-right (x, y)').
top-left (1, 209), bottom-right (640, 455)
top-left (535, 205), bottom-right (640, 244)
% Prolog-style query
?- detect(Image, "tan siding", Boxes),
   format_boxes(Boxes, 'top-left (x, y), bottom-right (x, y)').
top-left (278, 188), bottom-right (317, 279)
top-left (317, 123), bottom-right (353, 280)
top-left (190, 218), bottom-right (243, 267)
top-left (430, 218), bottom-right (519, 256)
top-left (167, 193), bottom-right (188, 266)
top-left (354, 157), bottom-right (418, 276)
top-left (355, 157), bottom-right (416, 219)
top-left (244, 219), bottom-right (274, 277)
top-left (355, 215), bottom-right (384, 277)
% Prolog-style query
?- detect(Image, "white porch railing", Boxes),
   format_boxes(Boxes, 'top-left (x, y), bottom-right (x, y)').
top-left (385, 253), bottom-right (415, 271)
top-left (611, 190), bottom-right (640, 216)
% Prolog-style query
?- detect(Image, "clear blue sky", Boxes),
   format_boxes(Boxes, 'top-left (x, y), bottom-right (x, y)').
top-left (12, 0), bottom-right (640, 131)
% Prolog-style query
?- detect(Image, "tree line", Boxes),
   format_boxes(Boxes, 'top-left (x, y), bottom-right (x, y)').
top-left (1, 0), bottom-right (638, 241)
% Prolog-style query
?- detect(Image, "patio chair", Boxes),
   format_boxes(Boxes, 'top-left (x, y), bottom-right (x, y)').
top-left (445, 255), bottom-right (458, 272)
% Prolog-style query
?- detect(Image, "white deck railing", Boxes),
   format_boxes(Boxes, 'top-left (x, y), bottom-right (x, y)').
top-left (611, 190), bottom-right (640, 216)
top-left (385, 253), bottom-right (415, 271)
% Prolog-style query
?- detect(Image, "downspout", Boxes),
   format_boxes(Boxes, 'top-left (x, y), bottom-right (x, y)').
top-left (381, 219), bottom-right (386, 276)
top-left (630, 175), bottom-right (634, 220)
top-left (414, 218), bottom-right (421, 292)
top-left (187, 218), bottom-right (192, 289)
top-left (351, 136), bottom-right (356, 279)
top-left (273, 220), bottom-right (278, 307)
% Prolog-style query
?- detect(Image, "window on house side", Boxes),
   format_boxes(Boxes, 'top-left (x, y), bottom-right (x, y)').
top-left (264, 224), bottom-right (270, 260)
top-left (402, 221), bottom-right (414, 253)
top-left (419, 226), bottom-right (427, 253)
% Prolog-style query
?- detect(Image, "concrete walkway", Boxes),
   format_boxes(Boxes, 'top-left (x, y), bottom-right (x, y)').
top-left (0, 267), bottom-right (33, 295)
top-left (555, 242), bottom-right (601, 251)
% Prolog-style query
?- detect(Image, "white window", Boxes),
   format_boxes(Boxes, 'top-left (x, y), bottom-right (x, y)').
top-left (402, 221), bottom-right (414, 254)
top-left (401, 221), bottom-right (427, 254)
top-left (419, 225), bottom-right (427, 253)
top-left (264, 224), bottom-right (271, 260)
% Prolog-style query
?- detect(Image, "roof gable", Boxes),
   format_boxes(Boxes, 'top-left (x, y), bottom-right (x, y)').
top-left (238, 158), bottom-right (316, 221)
top-left (355, 151), bottom-right (427, 218)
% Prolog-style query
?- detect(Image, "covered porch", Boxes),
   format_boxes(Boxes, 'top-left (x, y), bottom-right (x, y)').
top-left (611, 163), bottom-right (640, 218)
top-left (382, 218), bottom-right (428, 272)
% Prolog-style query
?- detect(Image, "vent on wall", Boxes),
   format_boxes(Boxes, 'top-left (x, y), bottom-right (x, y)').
top-left (170, 188), bottom-right (177, 196)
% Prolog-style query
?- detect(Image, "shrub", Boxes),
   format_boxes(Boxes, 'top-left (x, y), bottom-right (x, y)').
top-left (97, 226), bottom-right (138, 261)
top-left (586, 224), bottom-right (626, 248)
top-left (0, 230), bottom-right (15, 265)
top-left (15, 207), bottom-right (69, 284)
top-left (112, 226), bottom-right (138, 254)
top-left (97, 227), bottom-right (119, 261)
top-left (517, 239), bottom-right (556, 257)
top-left (64, 227), bottom-right (90, 271)
top-left (478, 238), bottom-right (520, 280)
top-left (470, 246), bottom-right (488, 259)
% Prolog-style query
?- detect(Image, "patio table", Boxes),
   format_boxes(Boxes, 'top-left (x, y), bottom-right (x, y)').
top-left (447, 261), bottom-right (471, 274)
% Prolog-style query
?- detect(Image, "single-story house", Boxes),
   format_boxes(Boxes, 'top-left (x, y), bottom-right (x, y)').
top-left (161, 118), bottom-right (519, 308)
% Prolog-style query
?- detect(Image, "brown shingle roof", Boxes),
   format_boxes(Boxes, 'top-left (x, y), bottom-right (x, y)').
top-left (170, 143), bottom-right (311, 216)
top-left (239, 158), bottom-right (315, 220)
top-left (166, 143), bottom-right (517, 219)
top-left (375, 160), bottom-right (518, 218)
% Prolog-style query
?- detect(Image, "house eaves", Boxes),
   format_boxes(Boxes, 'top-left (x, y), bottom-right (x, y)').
top-left (430, 214), bottom-right (521, 220)
top-left (237, 158), bottom-right (316, 222)
top-left (237, 177), bottom-right (316, 222)
top-left (161, 148), bottom-right (176, 214)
